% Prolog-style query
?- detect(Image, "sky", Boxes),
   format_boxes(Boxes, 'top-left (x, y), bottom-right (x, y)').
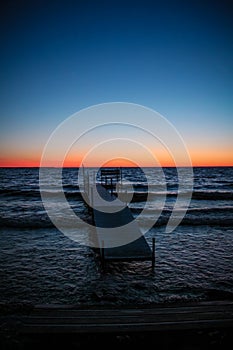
top-left (0, 0), bottom-right (232, 167)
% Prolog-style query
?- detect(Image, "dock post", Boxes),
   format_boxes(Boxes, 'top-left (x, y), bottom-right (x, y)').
top-left (110, 178), bottom-right (113, 196)
top-left (87, 173), bottom-right (90, 198)
top-left (152, 237), bottom-right (155, 269)
top-left (82, 164), bottom-right (85, 194)
top-left (89, 185), bottom-right (94, 222)
top-left (101, 240), bottom-right (105, 269)
top-left (125, 189), bottom-right (127, 206)
top-left (90, 186), bottom-right (93, 207)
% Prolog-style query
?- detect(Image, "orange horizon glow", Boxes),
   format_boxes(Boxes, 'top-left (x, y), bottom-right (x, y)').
top-left (0, 150), bottom-right (232, 168)
top-left (0, 161), bottom-right (233, 167)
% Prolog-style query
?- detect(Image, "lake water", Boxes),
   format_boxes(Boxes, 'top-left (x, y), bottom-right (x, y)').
top-left (0, 167), bottom-right (233, 305)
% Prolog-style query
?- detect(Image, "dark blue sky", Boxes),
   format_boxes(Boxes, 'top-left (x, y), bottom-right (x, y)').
top-left (0, 0), bottom-right (232, 165)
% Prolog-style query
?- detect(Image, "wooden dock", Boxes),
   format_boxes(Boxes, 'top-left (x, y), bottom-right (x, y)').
top-left (15, 301), bottom-right (233, 334)
top-left (1, 300), bottom-right (233, 348)
top-left (83, 168), bottom-right (154, 267)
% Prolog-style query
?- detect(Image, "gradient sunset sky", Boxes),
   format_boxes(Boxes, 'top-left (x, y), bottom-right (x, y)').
top-left (0, 0), bottom-right (232, 167)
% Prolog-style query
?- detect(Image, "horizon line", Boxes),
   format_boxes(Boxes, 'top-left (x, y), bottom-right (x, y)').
top-left (1, 165), bottom-right (233, 169)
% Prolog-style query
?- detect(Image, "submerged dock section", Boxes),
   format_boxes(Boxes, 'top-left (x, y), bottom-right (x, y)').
top-left (82, 167), bottom-right (155, 268)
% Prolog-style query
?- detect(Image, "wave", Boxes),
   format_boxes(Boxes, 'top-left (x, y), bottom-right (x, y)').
top-left (139, 215), bottom-right (233, 228)
top-left (0, 188), bottom-right (82, 200)
top-left (191, 191), bottom-right (233, 200)
top-left (1, 218), bottom-right (232, 229)
top-left (1, 206), bottom-right (232, 229)
top-left (0, 219), bottom-right (55, 229)
top-left (131, 206), bottom-right (233, 214)
top-left (129, 190), bottom-right (233, 202)
top-left (0, 189), bottom-right (40, 197)
top-left (1, 187), bottom-right (233, 204)
top-left (131, 206), bottom-right (233, 228)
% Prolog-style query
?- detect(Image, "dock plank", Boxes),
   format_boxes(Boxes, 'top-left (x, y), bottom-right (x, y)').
top-left (88, 184), bottom-right (153, 264)
top-left (2, 301), bottom-right (232, 335)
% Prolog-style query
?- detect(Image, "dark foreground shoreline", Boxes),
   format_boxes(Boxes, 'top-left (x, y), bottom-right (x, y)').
top-left (1, 300), bottom-right (233, 349)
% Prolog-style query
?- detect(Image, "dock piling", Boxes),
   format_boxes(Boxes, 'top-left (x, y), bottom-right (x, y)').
top-left (101, 240), bottom-right (105, 269)
top-left (152, 237), bottom-right (155, 269)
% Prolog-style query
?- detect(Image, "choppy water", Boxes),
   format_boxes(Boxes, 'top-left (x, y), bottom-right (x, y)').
top-left (0, 167), bottom-right (233, 305)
